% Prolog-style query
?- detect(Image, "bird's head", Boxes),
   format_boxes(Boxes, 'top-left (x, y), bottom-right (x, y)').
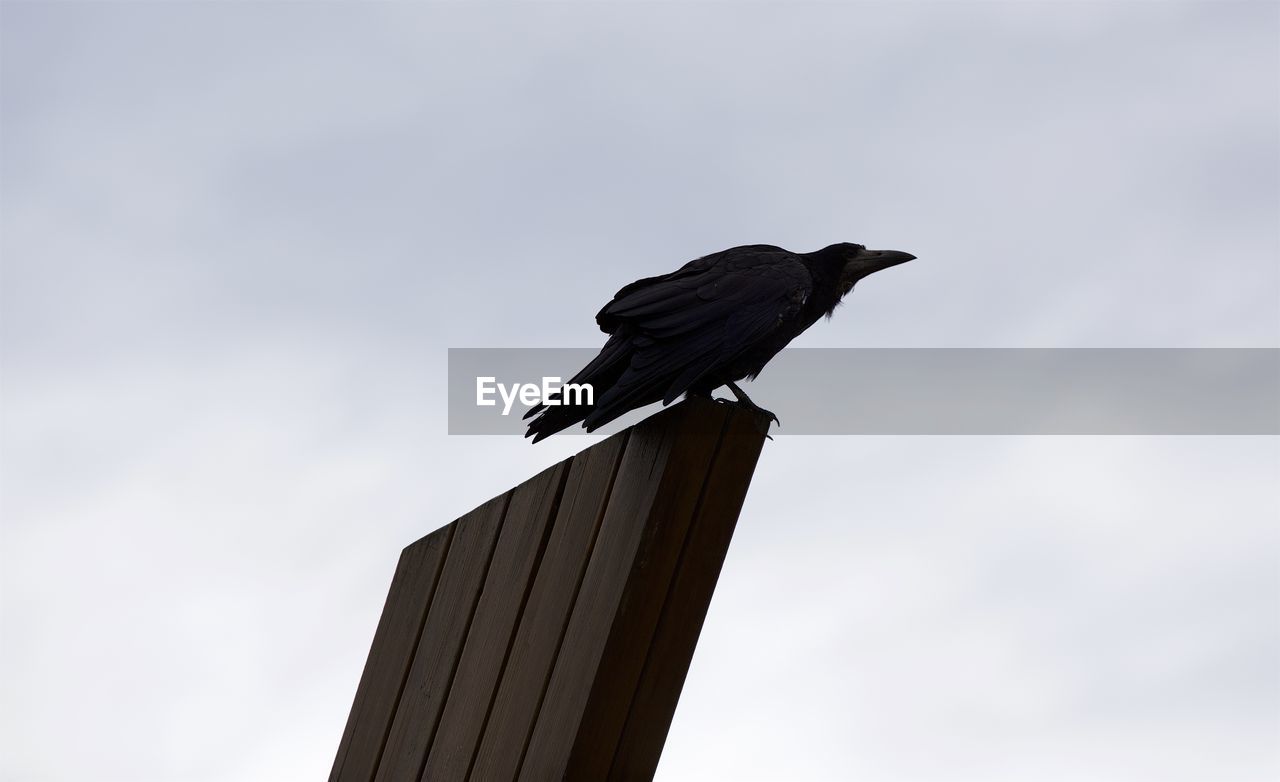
top-left (832, 243), bottom-right (916, 293)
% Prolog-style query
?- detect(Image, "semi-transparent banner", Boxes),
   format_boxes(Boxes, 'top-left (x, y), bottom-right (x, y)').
top-left (447, 348), bottom-right (1279, 436)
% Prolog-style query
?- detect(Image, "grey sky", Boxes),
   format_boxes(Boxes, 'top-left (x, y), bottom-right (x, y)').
top-left (2, 2), bottom-right (1277, 781)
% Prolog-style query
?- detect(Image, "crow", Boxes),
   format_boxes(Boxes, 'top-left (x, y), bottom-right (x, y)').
top-left (523, 242), bottom-right (915, 442)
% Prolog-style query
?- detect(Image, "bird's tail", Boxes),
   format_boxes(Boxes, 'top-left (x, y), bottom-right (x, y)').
top-left (523, 334), bottom-right (631, 443)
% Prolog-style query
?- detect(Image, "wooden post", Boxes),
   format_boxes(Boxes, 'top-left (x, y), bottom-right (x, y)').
top-left (329, 397), bottom-right (769, 782)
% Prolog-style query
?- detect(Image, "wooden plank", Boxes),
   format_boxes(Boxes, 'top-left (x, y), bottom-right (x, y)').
top-left (518, 398), bottom-right (730, 781)
top-left (373, 492), bottom-right (510, 782)
top-left (560, 398), bottom-right (736, 780)
top-left (418, 459), bottom-right (572, 780)
top-left (606, 405), bottom-right (769, 780)
top-left (332, 397), bottom-right (770, 782)
top-left (329, 527), bottom-right (454, 782)
top-left (469, 431), bottom-right (631, 781)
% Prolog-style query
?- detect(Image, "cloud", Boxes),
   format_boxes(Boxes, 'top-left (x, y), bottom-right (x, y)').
top-left (2, 2), bottom-right (1276, 780)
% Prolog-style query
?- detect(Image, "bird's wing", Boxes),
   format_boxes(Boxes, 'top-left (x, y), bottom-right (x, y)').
top-left (596, 247), bottom-right (806, 335)
top-left (595, 245), bottom-right (794, 335)
top-left (584, 248), bottom-right (812, 427)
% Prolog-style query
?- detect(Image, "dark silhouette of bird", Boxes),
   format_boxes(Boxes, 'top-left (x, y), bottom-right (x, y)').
top-left (524, 242), bottom-right (915, 442)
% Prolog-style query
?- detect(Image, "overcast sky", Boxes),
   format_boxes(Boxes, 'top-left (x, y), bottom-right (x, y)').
top-left (2, 2), bottom-right (1278, 780)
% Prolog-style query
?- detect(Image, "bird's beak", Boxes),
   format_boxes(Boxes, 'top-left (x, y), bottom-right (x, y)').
top-left (843, 248), bottom-right (916, 285)
top-left (857, 248), bottom-right (916, 273)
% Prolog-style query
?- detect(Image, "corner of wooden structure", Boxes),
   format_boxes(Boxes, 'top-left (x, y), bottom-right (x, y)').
top-left (331, 396), bottom-right (769, 782)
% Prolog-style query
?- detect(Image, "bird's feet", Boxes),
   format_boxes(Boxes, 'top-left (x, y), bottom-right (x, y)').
top-left (741, 402), bottom-right (780, 439)
top-left (724, 382), bottom-right (780, 439)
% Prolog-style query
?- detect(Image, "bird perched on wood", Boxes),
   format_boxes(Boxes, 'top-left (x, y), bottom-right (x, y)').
top-left (524, 242), bottom-right (915, 442)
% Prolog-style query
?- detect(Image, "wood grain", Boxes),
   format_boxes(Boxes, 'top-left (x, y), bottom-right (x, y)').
top-left (519, 399), bottom-right (730, 781)
top-left (606, 405), bottom-right (769, 780)
top-left (419, 459), bottom-right (571, 780)
top-left (330, 398), bottom-right (769, 782)
top-left (469, 431), bottom-right (630, 781)
top-left (329, 526), bottom-right (453, 782)
top-left (373, 492), bottom-right (510, 782)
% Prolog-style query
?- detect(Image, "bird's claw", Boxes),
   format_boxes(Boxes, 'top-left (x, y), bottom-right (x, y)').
top-left (760, 412), bottom-right (779, 440)
top-left (741, 405), bottom-right (779, 438)
top-left (715, 396), bottom-right (774, 437)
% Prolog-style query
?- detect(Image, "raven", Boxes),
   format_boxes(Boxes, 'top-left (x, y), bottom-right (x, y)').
top-left (524, 242), bottom-right (914, 442)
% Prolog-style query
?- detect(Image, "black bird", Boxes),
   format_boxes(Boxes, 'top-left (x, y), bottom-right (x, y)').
top-left (524, 242), bottom-right (915, 442)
